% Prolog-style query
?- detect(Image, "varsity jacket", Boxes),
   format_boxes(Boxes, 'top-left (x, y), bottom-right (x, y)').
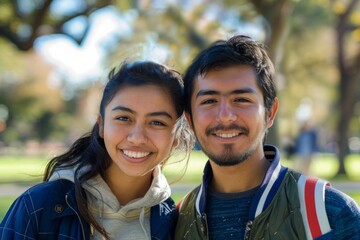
top-left (0, 179), bottom-right (178, 240)
top-left (175, 145), bottom-right (336, 240)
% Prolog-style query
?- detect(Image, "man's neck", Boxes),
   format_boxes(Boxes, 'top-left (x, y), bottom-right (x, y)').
top-left (209, 155), bottom-right (270, 193)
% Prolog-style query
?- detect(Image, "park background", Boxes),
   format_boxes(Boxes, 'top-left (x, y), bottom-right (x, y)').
top-left (0, 0), bottom-right (360, 220)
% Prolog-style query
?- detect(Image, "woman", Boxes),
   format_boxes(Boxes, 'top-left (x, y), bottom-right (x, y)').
top-left (0, 61), bottom-right (194, 239)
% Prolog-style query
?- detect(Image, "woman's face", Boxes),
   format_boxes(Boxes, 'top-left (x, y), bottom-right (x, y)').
top-left (99, 84), bottom-right (179, 178)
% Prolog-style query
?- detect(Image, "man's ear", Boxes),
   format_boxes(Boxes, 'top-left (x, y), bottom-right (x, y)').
top-left (185, 112), bottom-right (194, 131)
top-left (266, 97), bottom-right (279, 128)
top-left (97, 115), bottom-right (104, 138)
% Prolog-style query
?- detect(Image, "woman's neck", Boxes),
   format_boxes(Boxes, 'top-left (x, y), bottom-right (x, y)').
top-left (104, 164), bottom-right (152, 205)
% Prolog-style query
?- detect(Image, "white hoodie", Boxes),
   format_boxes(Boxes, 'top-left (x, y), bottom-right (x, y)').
top-left (49, 165), bottom-right (171, 239)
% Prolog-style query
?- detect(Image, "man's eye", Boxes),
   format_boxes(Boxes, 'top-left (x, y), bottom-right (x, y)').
top-left (151, 121), bottom-right (166, 126)
top-left (235, 98), bottom-right (250, 103)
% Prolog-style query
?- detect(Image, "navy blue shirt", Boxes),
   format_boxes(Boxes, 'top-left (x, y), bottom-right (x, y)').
top-left (206, 185), bottom-right (360, 240)
top-left (206, 186), bottom-right (259, 239)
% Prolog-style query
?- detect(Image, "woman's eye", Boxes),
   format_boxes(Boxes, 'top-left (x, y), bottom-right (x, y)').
top-left (116, 116), bottom-right (129, 122)
top-left (201, 99), bottom-right (216, 105)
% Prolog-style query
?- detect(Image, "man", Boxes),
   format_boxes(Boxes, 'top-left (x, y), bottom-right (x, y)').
top-left (175, 35), bottom-right (360, 239)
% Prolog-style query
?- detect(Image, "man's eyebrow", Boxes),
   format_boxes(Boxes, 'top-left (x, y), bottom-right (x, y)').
top-left (231, 88), bottom-right (256, 94)
top-left (195, 90), bottom-right (219, 98)
top-left (196, 88), bottom-right (256, 98)
top-left (111, 106), bottom-right (173, 119)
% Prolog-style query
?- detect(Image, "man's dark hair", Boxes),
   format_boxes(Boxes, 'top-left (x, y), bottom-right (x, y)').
top-left (183, 35), bottom-right (277, 117)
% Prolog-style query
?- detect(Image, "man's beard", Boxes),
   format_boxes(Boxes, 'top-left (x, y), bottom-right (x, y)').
top-left (196, 123), bottom-right (257, 166)
top-left (202, 143), bottom-right (256, 166)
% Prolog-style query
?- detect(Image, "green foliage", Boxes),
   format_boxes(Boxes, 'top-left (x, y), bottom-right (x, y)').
top-left (0, 0), bottom-right (360, 175)
top-left (291, 0), bottom-right (334, 32)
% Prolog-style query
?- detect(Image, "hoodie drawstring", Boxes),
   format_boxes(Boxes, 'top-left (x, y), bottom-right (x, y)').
top-left (139, 208), bottom-right (150, 239)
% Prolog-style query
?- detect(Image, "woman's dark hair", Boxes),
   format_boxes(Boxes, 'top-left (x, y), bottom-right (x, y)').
top-left (43, 60), bottom-right (193, 239)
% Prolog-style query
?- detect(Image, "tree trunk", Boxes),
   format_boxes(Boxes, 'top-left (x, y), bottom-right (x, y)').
top-left (335, 0), bottom-right (360, 176)
top-left (252, 0), bottom-right (294, 145)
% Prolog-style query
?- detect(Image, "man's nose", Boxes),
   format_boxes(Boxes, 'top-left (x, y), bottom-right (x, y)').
top-left (217, 101), bottom-right (237, 123)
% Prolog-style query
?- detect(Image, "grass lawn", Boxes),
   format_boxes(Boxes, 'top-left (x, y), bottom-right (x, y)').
top-left (163, 151), bottom-right (360, 182)
top-left (0, 196), bottom-right (16, 221)
top-left (0, 155), bottom-right (48, 183)
top-left (1, 151), bottom-right (360, 222)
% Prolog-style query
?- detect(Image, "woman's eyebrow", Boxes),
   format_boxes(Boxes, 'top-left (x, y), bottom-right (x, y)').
top-left (111, 105), bottom-right (134, 113)
top-left (112, 106), bottom-right (173, 120)
top-left (147, 112), bottom-right (173, 120)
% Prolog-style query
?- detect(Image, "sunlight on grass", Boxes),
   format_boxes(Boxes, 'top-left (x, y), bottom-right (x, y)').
top-left (0, 152), bottom-right (359, 222)
top-left (1, 152), bottom-right (359, 184)
top-left (345, 155), bottom-right (360, 180)
top-left (163, 150), bottom-right (207, 184)
top-left (0, 196), bottom-right (16, 221)
top-left (282, 154), bottom-right (360, 181)
top-left (311, 154), bottom-right (339, 179)
top-left (0, 155), bottom-right (48, 183)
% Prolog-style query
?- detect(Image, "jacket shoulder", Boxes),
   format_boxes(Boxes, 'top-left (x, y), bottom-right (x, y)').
top-left (7, 179), bottom-right (73, 215)
top-left (174, 186), bottom-right (205, 240)
top-left (177, 186), bottom-right (201, 213)
top-left (0, 179), bottom-right (75, 239)
top-left (323, 186), bottom-right (360, 239)
top-left (150, 197), bottom-right (178, 239)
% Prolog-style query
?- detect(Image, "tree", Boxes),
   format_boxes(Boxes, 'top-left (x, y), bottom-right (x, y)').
top-left (251, 0), bottom-right (295, 145)
top-left (0, 0), bottom-right (113, 51)
top-left (282, 0), bottom-right (360, 176)
top-left (334, 0), bottom-right (360, 175)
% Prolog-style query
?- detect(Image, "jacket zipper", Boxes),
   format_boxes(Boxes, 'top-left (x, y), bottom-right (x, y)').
top-left (65, 194), bottom-right (86, 240)
top-left (200, 213), bottom-right (209, 240)
top-left (244, 220), bottom-right (253, 240)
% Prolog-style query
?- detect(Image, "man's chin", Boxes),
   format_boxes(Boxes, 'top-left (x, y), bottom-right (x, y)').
top-left (205, 147), bottom-right (253, 167)
top-left (210, 157), bottom-right (247, 167)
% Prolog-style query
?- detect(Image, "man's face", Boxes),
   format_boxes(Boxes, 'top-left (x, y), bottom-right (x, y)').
top-left (187, 65), bottom-right (277, 166)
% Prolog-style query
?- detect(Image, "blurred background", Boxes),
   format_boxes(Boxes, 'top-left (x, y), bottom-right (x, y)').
top-left (1, 0), bottom-right (360, 179)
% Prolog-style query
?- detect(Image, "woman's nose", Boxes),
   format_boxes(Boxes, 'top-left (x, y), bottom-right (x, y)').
top-left (127, 124), bottom-right (148, 144)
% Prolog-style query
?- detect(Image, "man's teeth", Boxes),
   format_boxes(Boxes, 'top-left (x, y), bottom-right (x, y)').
top-left (123, 150), bottom-right (150, 158)
top-left (216, 133), bottom-right (239, 138)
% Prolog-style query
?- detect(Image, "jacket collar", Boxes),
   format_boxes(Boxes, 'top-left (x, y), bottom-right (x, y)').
top-left (44, 180), bottom-right (82, 220)
top-left (195, 145), bottom-right (288, 220)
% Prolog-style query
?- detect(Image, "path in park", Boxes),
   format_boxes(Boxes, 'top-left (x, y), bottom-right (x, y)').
top-left (0, 182), bottom-right (359, 197)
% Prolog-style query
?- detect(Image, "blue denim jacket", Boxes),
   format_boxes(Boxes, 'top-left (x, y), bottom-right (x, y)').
top-left (0, 179), bottom-right (178, 239)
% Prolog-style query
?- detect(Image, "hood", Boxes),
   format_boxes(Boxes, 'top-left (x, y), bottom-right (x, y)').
top-left (49, 164), bottom-right (171, 218)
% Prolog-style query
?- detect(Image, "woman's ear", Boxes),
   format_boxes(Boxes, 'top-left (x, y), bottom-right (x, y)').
top-left (172, 123), bottom-right (182, 149)
top-left (97, 115), bottom-right (104, 138)
top-left (172, 138), bottom-right (179, 149)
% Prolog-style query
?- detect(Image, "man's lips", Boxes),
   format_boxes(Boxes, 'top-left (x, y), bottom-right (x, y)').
top-left (214, 132), bottom-right (240, 138)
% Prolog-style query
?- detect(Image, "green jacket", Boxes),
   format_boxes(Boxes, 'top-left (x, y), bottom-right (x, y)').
top-left (175, 170), bottom-right (307, 240)
top-left (175, 145), bottom-right (332, 240)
